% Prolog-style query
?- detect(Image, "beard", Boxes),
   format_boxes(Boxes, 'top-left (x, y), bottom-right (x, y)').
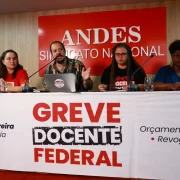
top-left (56, 58), bottom-right (65, 64)
top-left (55, 55), bottom-right (66, 64)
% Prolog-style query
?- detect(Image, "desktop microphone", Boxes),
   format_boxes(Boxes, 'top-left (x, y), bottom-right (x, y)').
top-left (22, 57), bottom-right (56, 92)
top-left (127, 54), bottom-right (155, 91)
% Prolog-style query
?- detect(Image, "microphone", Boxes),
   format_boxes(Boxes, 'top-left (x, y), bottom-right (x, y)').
top-left (128, 54), bottom-right (155, 91)
top-left (22, 57), bottom-right (56, 92)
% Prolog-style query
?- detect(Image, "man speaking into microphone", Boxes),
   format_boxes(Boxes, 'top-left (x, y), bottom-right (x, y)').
top-left (43, 41), bottom-right (93, 92)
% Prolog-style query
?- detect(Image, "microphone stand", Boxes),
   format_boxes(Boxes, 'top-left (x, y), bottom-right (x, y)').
top-left (127, 54), bottom-right (155, 92)
top-left (127, 56), bottom-right (132, 92)
top-left (22, 58), bottom-right (56, 92)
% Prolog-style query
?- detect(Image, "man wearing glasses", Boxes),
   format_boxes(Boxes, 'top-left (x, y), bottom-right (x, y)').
top-left (154, 40), bottom-right (180, 91)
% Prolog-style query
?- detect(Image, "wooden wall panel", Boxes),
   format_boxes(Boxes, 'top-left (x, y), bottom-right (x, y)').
top-left (0, 0), bottom-right (179, 91)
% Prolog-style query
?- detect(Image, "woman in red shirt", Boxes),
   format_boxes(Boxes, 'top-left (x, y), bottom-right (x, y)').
top-left (0, 49), bottom-right (28, 92)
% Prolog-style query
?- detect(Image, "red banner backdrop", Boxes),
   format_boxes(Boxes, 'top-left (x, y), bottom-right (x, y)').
top-left (38, 7), bottom-right (166, 77)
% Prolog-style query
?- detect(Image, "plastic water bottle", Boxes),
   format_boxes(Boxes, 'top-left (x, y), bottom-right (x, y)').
top-left (0, 79), bottom-right (6, 91)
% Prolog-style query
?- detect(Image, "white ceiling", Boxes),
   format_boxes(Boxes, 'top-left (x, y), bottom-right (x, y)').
top-left (0, 0), bottom-right (164, 14)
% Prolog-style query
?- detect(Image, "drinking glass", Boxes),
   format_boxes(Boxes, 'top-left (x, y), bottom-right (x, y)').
top-left (144, 77), bottom-right (154, 91)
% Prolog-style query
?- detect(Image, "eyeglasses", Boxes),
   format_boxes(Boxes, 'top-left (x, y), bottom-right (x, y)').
top-left (115, 53), bottom-right (127, 57)
top-left (172, 54), bottom-right (180, 59)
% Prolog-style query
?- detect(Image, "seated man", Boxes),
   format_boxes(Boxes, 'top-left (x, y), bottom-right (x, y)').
top-left (154, 40), bottom-right (180, 91)
top-left (43, 41), bottom-right (93, 92)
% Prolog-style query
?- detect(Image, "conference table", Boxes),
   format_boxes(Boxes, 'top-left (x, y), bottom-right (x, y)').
top-left (0, 91), bottom-right (180, 180)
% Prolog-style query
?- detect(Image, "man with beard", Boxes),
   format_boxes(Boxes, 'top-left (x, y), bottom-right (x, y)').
top-left (43, 41), bottom-right (93, 92)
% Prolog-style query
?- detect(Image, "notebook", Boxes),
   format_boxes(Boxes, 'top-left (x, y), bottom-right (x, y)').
top-left (44, 73), bottom-right (76, 92)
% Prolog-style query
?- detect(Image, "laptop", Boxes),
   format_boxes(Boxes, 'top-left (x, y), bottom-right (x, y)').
top-left (44, 73), bottom-right (76, 92)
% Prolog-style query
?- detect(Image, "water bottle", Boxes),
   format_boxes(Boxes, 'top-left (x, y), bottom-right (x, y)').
top-left (0, 79), bottom-right (6, 91)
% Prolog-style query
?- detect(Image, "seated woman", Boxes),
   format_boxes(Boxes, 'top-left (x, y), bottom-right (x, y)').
top-left (98, 43), bottom-right (146, 92)
top-left (0, 49), bottom-right (28, 92)
top-left (154, 40), bottom-right (180, 91)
